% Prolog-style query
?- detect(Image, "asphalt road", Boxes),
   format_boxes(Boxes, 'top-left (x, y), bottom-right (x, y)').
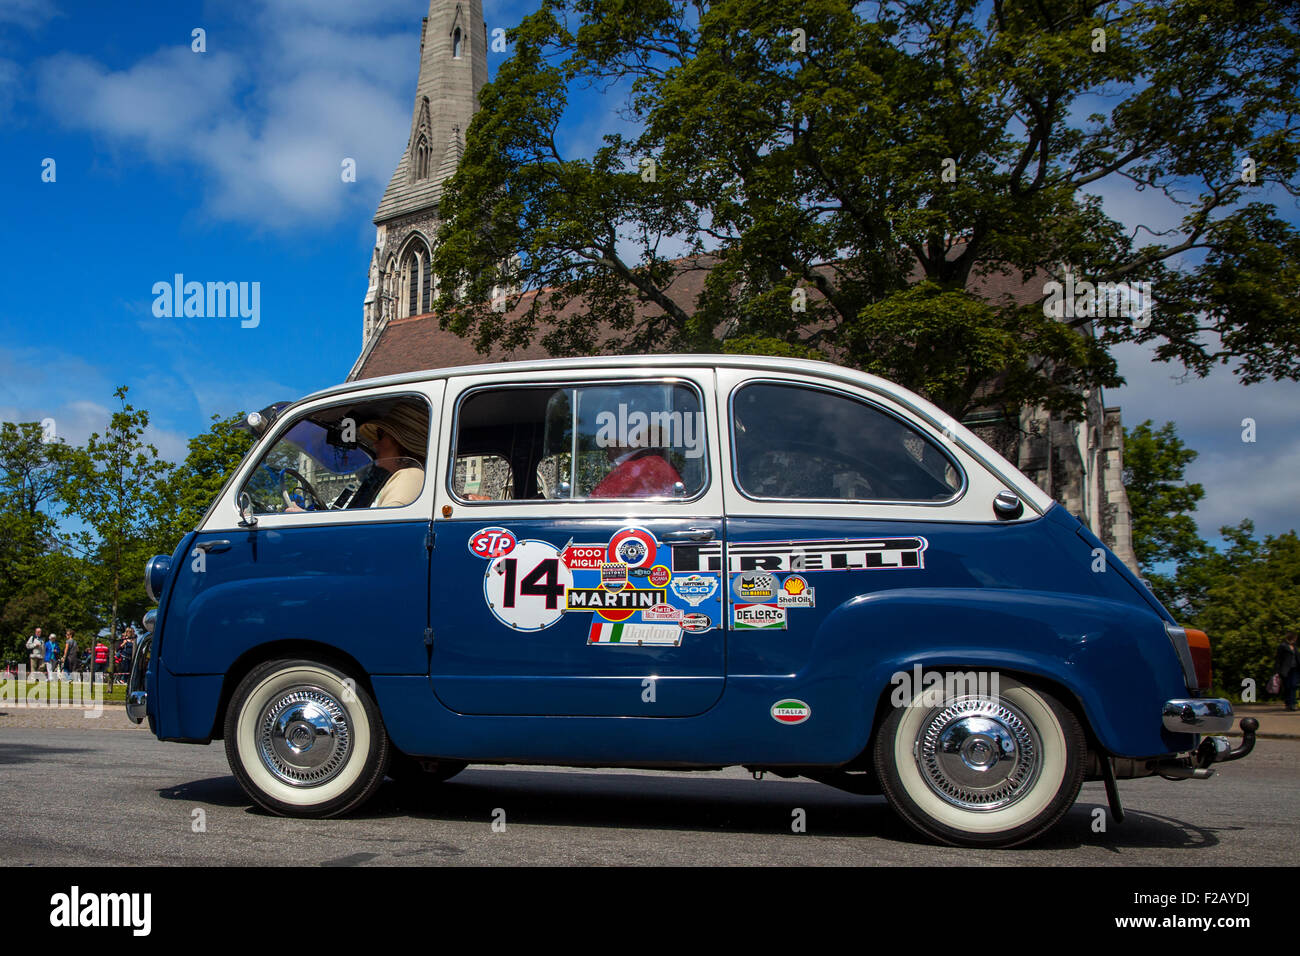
top-left (1, 708), bottom-right (1296, 866)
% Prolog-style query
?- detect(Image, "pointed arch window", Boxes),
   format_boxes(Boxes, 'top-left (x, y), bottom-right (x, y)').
top-left (453, 27), bottom-right (463, 58)
top-left (399, 240), bottom-right (432, 318)
top-left (415, 134), bottom-right (431, 180)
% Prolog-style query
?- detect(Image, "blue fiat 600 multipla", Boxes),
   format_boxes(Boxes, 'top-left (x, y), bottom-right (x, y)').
top-left (129, 355), bottom-right (1254, 846)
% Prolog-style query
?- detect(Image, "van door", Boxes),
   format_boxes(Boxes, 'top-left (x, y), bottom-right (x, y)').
top-left (427, 372), bottom-right (727, 717)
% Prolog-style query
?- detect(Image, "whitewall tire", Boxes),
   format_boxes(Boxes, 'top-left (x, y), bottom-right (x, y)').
top-left (874, 673), bottom-right (1085, 847)
top-left (223, 658), bottom-right (390, 818)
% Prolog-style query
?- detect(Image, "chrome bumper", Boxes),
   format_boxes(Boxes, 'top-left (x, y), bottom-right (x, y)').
top-left (1162, 698), bottom-right (1234, 734)
top-left (126, 633), bottom-right (152, 725)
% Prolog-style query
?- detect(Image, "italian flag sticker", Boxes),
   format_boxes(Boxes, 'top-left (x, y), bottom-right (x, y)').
top-left (770, 699), bottom-right (811, 724)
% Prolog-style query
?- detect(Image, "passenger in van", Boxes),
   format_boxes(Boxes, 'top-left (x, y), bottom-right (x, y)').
top-left (590, 424), bottom-right (683, 498)
top-left (359, 414), bottom-right (427, 508)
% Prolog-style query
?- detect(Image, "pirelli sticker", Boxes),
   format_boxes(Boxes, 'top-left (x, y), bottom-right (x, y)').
top-left (717, 536), bottom-right (929, 573)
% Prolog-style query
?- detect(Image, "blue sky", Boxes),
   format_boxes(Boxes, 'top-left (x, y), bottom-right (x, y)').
top-left (0, 0), bottom-right (1296, 541)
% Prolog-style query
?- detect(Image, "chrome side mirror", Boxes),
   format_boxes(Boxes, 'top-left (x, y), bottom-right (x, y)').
top-left (993, 490), bottom-right (1024, 520)
top-left (238, 491), bottom-right (258, 528)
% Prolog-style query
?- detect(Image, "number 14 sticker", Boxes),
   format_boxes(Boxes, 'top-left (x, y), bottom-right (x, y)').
top-left (483, 540), bottom-right (574, 631)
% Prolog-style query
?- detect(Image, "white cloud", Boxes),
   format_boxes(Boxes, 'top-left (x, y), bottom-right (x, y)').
top-left (0, 0), bottom-right (59, 30)
top-left (1107, 341), bottom-right (1300, 538)
top-left (34, 9), bottom-right (419, 229)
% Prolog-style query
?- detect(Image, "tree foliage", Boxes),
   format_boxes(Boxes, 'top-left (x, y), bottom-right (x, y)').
top-left (433, 0), bottom-right (1300, 420)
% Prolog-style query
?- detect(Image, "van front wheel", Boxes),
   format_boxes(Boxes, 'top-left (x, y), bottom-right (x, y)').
top-left (874, 674), bottom-right (1085, 847)
top-left (224, 658), bottom-right (390, 818)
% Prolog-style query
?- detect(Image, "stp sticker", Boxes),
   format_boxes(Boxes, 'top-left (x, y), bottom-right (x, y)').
top-left (770, 699), bottom-right (811, 724)
top-left (734, 604), bottom-right (787, 630)
top-left (468, 527), bottom-right (517, 559)
top-left (607, 527), bottom-right (658, 569)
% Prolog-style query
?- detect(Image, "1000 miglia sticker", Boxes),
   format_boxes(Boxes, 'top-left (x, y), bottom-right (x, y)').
top-left (470, 525), bottom-right (722, 645)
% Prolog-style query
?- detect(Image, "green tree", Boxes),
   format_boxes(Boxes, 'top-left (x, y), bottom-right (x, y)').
top-left (1188, 523), bottom-right (1300, 699)
top-left (149, 412), bottom-right (252, 549)
top-left (1121, 420), bottom-right (1208, 606)
top-left (60, 387), bottom-right (172, 671)
top-left (433, 0), bottom-right (1300, 419)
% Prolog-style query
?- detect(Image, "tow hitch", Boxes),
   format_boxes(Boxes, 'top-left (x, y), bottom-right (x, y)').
top-left (1157, 717), bottom-right (1258, 780)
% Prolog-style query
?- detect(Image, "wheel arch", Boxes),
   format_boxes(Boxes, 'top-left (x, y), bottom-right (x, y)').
top-left (208, 639), bottom-right (379, 741)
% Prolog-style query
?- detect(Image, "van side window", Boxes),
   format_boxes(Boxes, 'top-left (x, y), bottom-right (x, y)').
top-left (453, 382), bottom-right (708, 500)
top-left (240, 395), bottom-right (431, 514)
top-left (731, 383), bottom-right (962, 502)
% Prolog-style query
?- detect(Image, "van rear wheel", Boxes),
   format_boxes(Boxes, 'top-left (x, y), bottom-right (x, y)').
top-left (224, 658), bottom-right (389, 818)
top-left (874, 673), bottom-right (1085, 847)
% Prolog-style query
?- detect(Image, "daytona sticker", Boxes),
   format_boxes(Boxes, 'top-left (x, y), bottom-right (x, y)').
top-left (588, 621), bottom-right (683, 646)
top-left (770, 699), bottom-right (811, 724)
top-left (670, 574), bottom-right (719, 607)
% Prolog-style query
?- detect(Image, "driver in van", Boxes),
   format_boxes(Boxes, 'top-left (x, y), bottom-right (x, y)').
top-left (590, 423), bottom-right (683, 498)
top-left (358, 413), bottom-right (427, 508)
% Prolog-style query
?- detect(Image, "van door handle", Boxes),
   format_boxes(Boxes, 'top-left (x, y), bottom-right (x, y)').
top-left (662, 528), bottom-right (715, 542)
top-left (194, 540), bottom-right (231, 553)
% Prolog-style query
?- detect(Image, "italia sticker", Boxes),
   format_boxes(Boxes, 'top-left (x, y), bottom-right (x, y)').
top-left (770, 699), bottom-right (811, 724)
top-left (734, 603), bottom-right (787, 630)
top-left (588, 621), bottom-right (683, 646)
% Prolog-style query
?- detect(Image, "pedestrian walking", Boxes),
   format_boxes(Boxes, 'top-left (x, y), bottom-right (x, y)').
top-left (43, 633), bottom-right (58, 681)
top-left (92, 638), bottom-right (109, 684)
top-left (1275, 631), bottom-right (1300, 712)
top-left (25, 627), bottom-right (44, 679)
top-left (61, 629), bottom-right (80, 682)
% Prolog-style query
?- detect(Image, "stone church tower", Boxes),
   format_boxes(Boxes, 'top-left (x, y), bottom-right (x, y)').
top-left (350, 0), bottom-right (488, 380)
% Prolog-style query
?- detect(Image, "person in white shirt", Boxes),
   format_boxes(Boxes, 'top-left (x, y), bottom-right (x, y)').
top-left (359, 416), bottom-right (426, 508)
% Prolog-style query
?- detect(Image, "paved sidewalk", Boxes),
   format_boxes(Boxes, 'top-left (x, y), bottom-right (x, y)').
top-left (1230, 703), bottom-right (1300, 740)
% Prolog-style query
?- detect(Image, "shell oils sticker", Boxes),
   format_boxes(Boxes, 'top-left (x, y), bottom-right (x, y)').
top-left (777, 574), bottom-right (815, 609)
top-left (771, 699), bottom-right (811, 724)
top-left (734, 603), bottom-right (787, 630)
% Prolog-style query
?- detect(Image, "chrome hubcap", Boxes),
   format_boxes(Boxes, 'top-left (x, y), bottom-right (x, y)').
top-left (916, 696), bottom-right (1040, 811)
top-left (257, 688), bottom-right (351, 788)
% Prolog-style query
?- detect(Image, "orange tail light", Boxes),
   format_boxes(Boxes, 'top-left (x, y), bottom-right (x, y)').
top-left (1184, 628), bottom-right (1213, 691)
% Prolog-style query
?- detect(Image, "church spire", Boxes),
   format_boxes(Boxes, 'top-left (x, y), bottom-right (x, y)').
top-left (374, 0), bottom-right (488, 223)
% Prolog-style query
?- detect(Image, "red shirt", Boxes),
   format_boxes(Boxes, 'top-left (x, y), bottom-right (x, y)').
top-left (590, 453), bottom-right (683, 498)
top-left (94, 643), bottom-right (108, 664)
